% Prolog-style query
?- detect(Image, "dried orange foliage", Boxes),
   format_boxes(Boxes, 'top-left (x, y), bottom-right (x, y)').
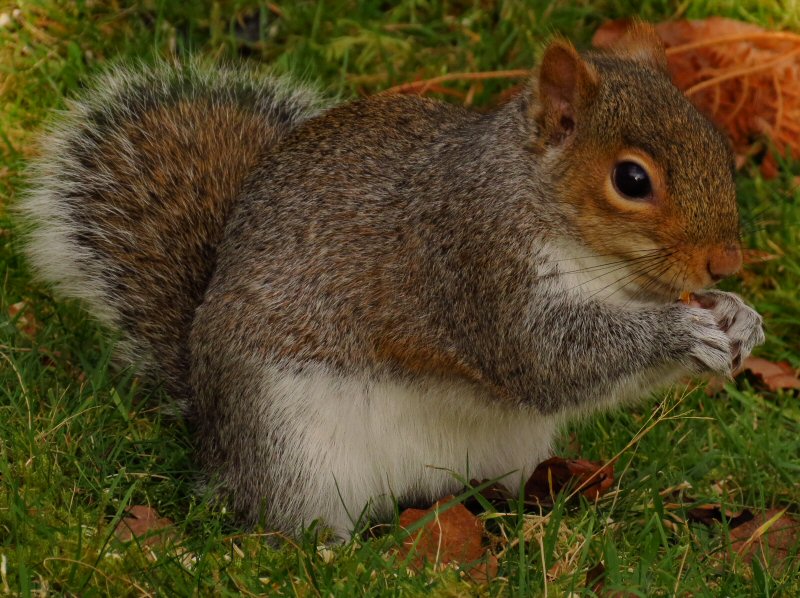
top-left (467, 457), bottom-right (615, 514)
top-left (8, 301), bottom-right (38, 337)
top-left (594, 18), bottom-right (800, 177)
top-left (525, 457), bottom-right (614, 503)
top-left (743, 356), bottom-right (800, 391)
top-left (727, 508), bottom-right (800, 575)
top-left (114, 505), bottom-right (175, 548)
top-left (398, 497), bottom-right (497, 582)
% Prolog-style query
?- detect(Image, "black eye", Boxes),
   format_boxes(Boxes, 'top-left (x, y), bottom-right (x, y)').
top-left (613, 161), bottom-right (652, 199)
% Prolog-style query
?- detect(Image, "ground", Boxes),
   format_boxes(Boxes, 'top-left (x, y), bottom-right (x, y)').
top-left (1, 1), bottom-right (798, 596)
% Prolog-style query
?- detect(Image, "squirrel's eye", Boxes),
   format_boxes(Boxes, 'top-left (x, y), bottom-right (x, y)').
top-left (612, 161), bottom-right (652, 200)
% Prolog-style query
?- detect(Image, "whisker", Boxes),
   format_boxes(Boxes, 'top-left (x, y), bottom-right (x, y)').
top-left (565, 252), bottom-right (671, 292)
top-left (585, 255), bottom-right (675, 302)
top-left (557, 250), bottom-right (670, 276)
top-left (620, 261), bottom-right (672, 300)
top-left (622, 261), bottom-right (677, 306)
top-left (547, 247), bottom-right (669, 263)
top-left (602, 259), bottom-right (674, 304)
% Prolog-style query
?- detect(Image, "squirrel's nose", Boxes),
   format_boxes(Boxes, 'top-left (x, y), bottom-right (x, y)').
top-left (707, 244), bottom-right (742, 281)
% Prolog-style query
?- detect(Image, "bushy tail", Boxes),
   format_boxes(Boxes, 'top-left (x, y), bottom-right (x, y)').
top-left (18, 61), bottom-right (323, 399)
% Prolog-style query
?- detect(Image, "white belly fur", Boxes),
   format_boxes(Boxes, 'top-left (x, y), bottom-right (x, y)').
top-left (264, 362), bottom-right (558, 536)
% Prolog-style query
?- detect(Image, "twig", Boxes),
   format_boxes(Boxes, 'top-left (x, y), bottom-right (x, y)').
top-left (722, 75), bottom-right (750, 124)
top-left (666, 31), bottom-right (800, 56)
top-left (685, 47), bottom-right (800, 96)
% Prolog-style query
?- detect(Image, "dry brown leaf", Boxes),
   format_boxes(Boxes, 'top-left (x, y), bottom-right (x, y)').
top-left (8, 301), bottom-right (38, 337)
top-left (743, 356), bottom-right (800, 391)
top-left (729, 508), bottom-right (800, 573)
top-left (707, 357), bottom-right (800, 394)
top-left (593, 18), bottom-right (800, 178)
top-left (663, 488), bottom-right (754, 532)
top-left (467, 457), bottom-right (614, 514)
top-left (684, 504), bottom-right (753, 528)
top-left (585, 561), bottom-right (607, 595)
top-left (37, 347), bottom-right (62, 369)
top-left (114, 505), bottom-right (175, 548)
top-left (662, 487), bottom-right (799, 575)
top-left (525, 457), bottom-right (614, 505)
top-left (398, 496), bottom-right (497, 582)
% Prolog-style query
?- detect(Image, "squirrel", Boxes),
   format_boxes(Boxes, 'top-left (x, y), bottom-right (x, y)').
top-left (18, 23), bottom-right (765, 539)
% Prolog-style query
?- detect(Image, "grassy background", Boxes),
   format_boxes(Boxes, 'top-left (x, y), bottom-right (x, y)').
top-left (1, 0), bottom-right (799, 595)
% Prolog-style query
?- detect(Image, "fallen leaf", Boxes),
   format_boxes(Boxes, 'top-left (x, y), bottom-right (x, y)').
top-left (38, 348), bottom-right (62, 369)
top-left (464, 554), bottom-right (499, 585)
top-left (684, 503), bottom-right (754, 528)
top-left (585, 561), bottom-right (606, 595)
top-left (398, 496), bottom-right (497, 582)
top-left (114, 505), bottom-right (175, 548)
top-left (8, 301), bottom-right (38, 337)
top-left (661, 486), bottom-right (799, 576)
top-left (524, 457), bottom-right (614, 506)
top-left (742, 356), bottom-right (800, 391)
top-left (466, 457), bottom-right (614, 514)
top-left (662, 485), bottom-right (754, 527)
top-left (593, 18), bottom-right (800, 177)
top-left (729, 508), bottom-right (800, 573)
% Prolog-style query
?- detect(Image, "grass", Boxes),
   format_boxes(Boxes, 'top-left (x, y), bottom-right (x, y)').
top-left (1, 0), bottom-right (799, 595)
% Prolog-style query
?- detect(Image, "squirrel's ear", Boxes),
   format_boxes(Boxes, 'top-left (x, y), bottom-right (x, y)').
top-left (605, 21), bottom-right (668, 73)
top-left (535, 39), bottom-right (599, 144)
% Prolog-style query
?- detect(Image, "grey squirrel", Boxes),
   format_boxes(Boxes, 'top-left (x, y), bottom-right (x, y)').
top-left (18, 23), bottom-right (765, 539)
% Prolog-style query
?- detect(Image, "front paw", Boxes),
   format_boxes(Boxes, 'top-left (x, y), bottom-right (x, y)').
top-left (692, 290), bottom-right (765, 371)
top-left (668, 304), bottom-right (733, 376)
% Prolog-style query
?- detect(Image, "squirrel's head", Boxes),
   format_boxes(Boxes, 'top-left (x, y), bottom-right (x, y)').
top-left (530, 22), bottom-right (741, 302)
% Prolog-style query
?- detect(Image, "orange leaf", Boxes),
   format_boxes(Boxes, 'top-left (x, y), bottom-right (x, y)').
top-left (114, 505), bottom-right (175, 548)
top-left (398, 496), bottom-right (496, 581)
top-left (8, 301), bottom-right (38, 338)
top-left (525, 457), bottom-right (614, 505)
top-left (742, 356), bottom-right (800, 391)
top-left (685, 503), bottom-right (753, 528)
top-left (729, 508), bottom-right (800, 573)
